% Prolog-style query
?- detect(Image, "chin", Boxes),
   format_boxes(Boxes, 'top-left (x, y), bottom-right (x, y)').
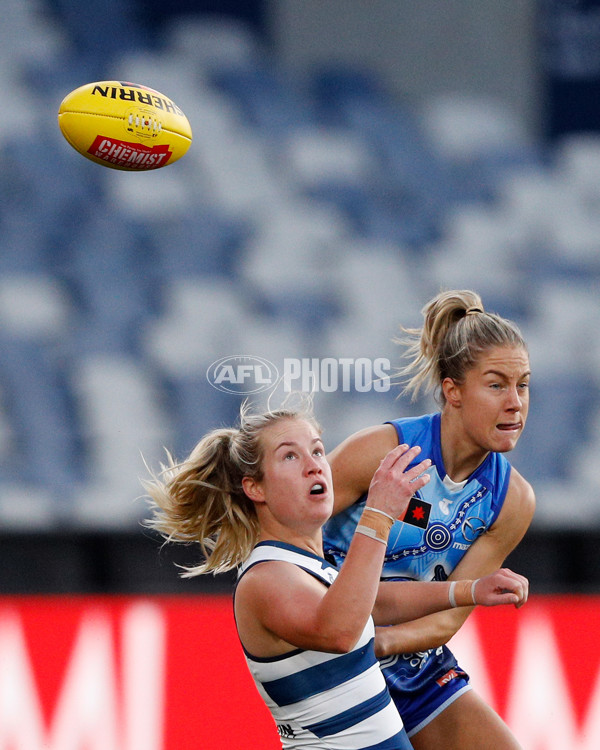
top-left (494, 435), bottom-right (522, 453)
top-left (318, 505), bottom-right (334, 525)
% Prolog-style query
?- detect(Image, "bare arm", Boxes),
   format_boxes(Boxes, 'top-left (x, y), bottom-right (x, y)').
top-left (372, 568), bottom-right (528, 626)
top-left (374, 469), bottom-right (536, 656)
top-left (328, 423), bottom-right (399, 514)
top-left (235, 444), bottom-right (430, 656)
top-left (237, 538), bottom-right (529, 658)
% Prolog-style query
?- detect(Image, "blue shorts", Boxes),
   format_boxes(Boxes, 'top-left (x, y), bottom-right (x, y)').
top-left (388, 665), bottom-right (472, 737)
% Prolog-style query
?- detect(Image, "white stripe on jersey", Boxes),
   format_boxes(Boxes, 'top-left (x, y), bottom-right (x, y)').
top-left (236, 542), bottom-right (405, 749)
top-left (244, 619), bottom-right (375, 682)
top-left (265, 661), bottom-right (388, 724)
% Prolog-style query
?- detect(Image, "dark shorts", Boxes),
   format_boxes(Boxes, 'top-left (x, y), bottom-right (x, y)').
top-left (387, 665), bottom-right (472, 737)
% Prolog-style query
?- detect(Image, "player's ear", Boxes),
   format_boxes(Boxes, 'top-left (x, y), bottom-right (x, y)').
top-left (242, 476), bottom-right (266, 504)
top-left (442, 378), bottom-right (462, 408)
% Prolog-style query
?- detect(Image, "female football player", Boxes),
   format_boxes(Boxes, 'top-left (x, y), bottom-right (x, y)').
top-left (323, 289), bottom-right (535, 750)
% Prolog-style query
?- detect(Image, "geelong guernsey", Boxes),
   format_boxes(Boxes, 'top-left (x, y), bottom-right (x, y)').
top-left (236, 541), bottom-right (407, 749)
top-left (323, 413), bottom-right (512, 692)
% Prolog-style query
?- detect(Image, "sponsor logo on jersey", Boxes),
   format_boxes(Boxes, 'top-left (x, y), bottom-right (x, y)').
top-left (461, 515), bottom-right (488, 542)
top-left (402, 496), bottom-right (431, 529)
top-left (277, 723), bottom-right (296, 739)
top-left (436, 667), bottom-right (464, 686)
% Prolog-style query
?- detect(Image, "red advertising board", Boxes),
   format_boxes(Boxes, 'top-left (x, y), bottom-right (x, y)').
top-left (0, 595), bottom-right (597, 749)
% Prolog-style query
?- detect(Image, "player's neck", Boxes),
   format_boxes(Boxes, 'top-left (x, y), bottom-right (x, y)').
top-left (440, 411), bottom-right (489, 482)
top-left (257, 524), bottom-right (324, 559)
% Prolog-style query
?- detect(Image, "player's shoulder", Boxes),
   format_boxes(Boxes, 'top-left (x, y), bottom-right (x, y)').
top-left (502, 465), bottom-right (536, 523)
top-left (329, 422), bottom-right (398, 461)
top-left (237, 557), bottom-right (308, 603)
top-left (508, 466), bottom-right (536, 503)
top-left (327, 422), bottom-right (399, 512)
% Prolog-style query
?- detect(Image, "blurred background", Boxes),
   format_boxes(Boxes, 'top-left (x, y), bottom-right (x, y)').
top-left (1, 0), bottom-right (600, 596)
top-left (1, 2), bottom-right (600, 748)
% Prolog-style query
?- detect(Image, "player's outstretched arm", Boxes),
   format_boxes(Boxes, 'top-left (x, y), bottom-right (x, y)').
top-left (373, 470), bottom-right (535, 656)
top-left (372, 568), bottom-right (528, 627)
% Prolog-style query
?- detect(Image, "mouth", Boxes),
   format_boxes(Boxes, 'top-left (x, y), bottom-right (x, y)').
top-left (497, 422), bottom-right (522, 432)
top-left (310, 482), bottom-right (326, 496)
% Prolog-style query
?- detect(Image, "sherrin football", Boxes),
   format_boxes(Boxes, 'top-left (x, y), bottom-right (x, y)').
top-left (58, 81), bottom-right (192, 171)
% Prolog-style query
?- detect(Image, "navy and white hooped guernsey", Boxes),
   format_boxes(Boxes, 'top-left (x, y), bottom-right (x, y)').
top-left (236, 541), bottom-right (408, 749)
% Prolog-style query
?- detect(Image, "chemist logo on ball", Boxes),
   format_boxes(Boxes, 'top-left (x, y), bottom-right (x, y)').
top-left (207, 355), bottom-right (279, 394)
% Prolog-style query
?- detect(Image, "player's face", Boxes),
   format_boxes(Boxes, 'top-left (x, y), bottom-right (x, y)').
top-left (249, 418), bottom-right (333, 532)
top-left (449, 345), bottom-right (530, 454)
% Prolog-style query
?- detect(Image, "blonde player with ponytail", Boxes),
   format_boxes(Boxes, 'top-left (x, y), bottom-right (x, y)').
top-left (323, 290), bottom-right (535, 750)
top-left (145, 399), bottom-right (528, 749)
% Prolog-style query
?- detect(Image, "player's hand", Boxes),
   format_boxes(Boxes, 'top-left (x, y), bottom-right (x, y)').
top-left (366, 443), bottom-right (431, 520)
top-left (474, 568), bottom-right (529, 609)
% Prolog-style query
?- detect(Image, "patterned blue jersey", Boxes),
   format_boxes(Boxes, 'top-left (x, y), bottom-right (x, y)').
top-left (323, 412), bottom-right (512, 692)
top-left (236, 541), bottom-right (408, 749)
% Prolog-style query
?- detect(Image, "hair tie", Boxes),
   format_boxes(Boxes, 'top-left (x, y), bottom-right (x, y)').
top-left (465, 307), bottom-right (483, 316)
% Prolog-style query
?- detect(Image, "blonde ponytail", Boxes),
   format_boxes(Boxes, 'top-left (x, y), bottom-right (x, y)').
top-left (143, 400), bottom-right (319, 576)
top-left (396, 290), bottom-right (526, 401)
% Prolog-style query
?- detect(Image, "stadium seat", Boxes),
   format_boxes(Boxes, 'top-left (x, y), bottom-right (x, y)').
top-left (238, 199), bottom-right (348, 332)
top-left (145, 209), bottom-right (249, 280)
top-left (71, 353), bottom-right (171, 526)
top-left (0, 337), bottom-right (82, 499)
top-left (510, 373), bottom-right (600, 485)
top-left (162, 14), bottom-right (262, 72)
top-left (210, 62), bottom-right (315, 138)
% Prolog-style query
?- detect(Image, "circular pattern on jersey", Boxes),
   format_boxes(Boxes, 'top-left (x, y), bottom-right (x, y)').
top-left (425, 522), bottom-right (452, 551)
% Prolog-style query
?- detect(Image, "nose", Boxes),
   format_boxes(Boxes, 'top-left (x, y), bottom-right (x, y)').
top-left (304, 453), bottom-right (322, 475)
top-left (505, 385), bottom-right (522, 411)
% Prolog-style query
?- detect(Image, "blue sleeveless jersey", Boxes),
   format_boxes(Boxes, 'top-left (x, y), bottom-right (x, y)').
top-left (322, 413), bottom-right (512, 693)
top-left (236, 541), bottom-right (408, 749)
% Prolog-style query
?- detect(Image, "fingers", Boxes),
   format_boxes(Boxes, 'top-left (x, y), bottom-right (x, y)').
top-left (367, 443), bottom-right (431, 519)
top-left (494, 569), bottom-right (529, 607)
top-left (500, 568), bottom-right (529, 608)
top-left (378, 443), bottom-right (421, 472)
top-left (407, 459), bottom-right (432, 491)
top-left (378, 444), bottom-right (432, 483)
top-left (475, 569), bottom-right (530, 609)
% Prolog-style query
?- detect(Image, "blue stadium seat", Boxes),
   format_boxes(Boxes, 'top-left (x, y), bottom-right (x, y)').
top-left (210, 63), bottom-right (315, 137)
top-left (146, 210), bottom-right (249, 281)
top-left (510, 374), bottom-right (600, 483)
top-left (1, 130), bottom-right (103, 269)
top-left (312, 67), bottom-right (456, 243)
top-left (62, 209), bottom-right (154, 354)
top-left (44, 0), bottom-right (145, 68)
top-left (0, 337), bottom-right (84, 499)
top-left (165, 376), bottom-right (242, 457)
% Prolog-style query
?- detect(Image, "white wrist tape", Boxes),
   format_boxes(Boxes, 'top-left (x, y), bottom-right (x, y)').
top-left (448, 581), bottom-right (458, 608)
top-left (355, 524), bottom-right (388, 545)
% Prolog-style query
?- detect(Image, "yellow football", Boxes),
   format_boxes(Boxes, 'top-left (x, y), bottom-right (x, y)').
top-left (58, 81), bottom-right (192, 171)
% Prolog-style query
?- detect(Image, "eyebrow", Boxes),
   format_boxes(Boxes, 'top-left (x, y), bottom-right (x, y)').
top-left (483, 369), bottom-right (531, 378)
top-left (275, 438), bottom-right (323, 451)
